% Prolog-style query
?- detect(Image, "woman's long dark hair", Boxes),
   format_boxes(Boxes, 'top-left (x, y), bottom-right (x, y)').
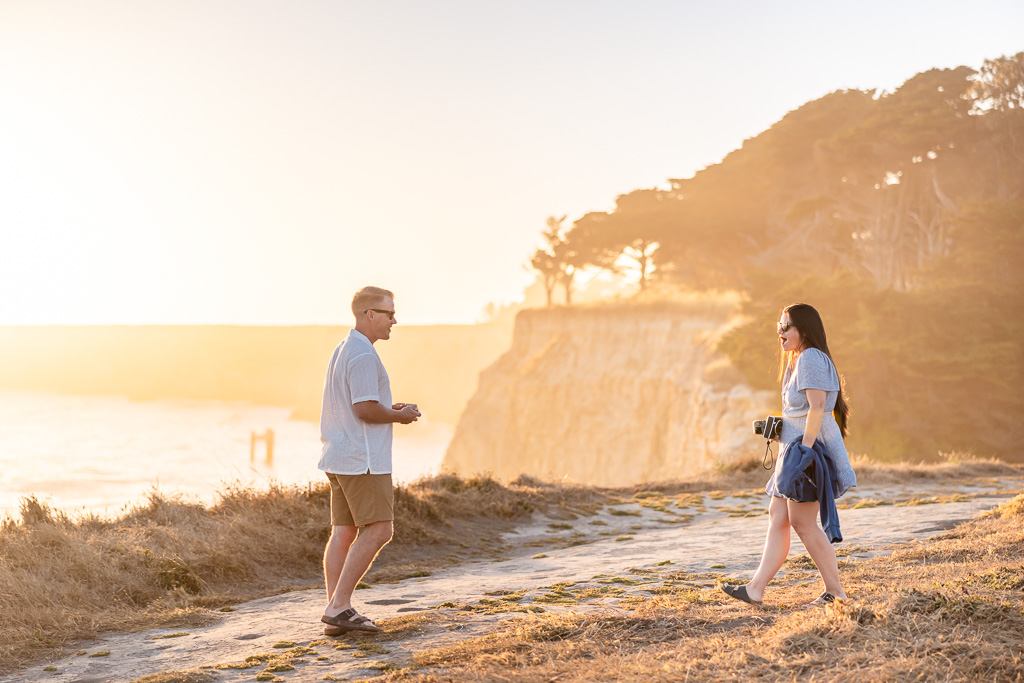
top-left (778, 303), bottom-right (850, 438)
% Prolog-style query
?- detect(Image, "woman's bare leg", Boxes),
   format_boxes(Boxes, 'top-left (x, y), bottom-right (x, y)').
top-left (788, 500), bottom-right (846, 598)
top-left (743, 495), bottom-right (791, 602)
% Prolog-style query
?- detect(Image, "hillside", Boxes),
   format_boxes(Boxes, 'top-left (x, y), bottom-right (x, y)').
top-left (527, 55), bottom-right (1024, 461)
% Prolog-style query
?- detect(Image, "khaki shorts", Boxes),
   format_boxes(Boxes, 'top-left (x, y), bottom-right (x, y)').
top-left (326, 472), bottom-right (394, 527)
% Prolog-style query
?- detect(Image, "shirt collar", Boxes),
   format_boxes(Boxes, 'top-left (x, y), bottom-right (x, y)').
top-left (348, 328), bottom-right (377, 352)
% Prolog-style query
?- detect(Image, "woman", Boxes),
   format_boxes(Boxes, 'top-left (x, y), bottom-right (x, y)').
top-left (722, 303), bottom-right (856, 607)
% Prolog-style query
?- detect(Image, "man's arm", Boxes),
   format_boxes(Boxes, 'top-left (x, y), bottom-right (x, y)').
top-left (353, 401), bottom-right (420, 425)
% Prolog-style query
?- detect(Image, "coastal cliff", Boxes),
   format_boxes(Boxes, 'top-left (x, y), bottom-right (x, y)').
top-left (443, 301), bottom-right (776, 487)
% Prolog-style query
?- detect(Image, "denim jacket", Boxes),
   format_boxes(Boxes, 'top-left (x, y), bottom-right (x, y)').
top-left (776, 440), bottom-right (843, 543)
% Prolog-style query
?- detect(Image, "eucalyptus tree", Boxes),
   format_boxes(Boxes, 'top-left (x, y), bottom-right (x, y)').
top-left (529, 247), bottom-right (559, 307)
top-left (568, 192), bottom-right (662, 294)
top-left (969, 52), bottom-right (1024, 198)
top-left (529, 215), bottom-right (584, 306)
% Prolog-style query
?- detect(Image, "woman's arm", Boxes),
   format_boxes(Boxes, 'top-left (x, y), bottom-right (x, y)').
top-left (802, 388), bottom-right (827, 447)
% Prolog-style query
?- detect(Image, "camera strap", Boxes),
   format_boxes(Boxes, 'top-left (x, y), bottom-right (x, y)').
top-left (762, 440), bottom-right (775, 470)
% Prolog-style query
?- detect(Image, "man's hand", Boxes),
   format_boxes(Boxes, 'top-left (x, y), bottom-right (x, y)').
top-left (393, 403), bottom-right (421, 424)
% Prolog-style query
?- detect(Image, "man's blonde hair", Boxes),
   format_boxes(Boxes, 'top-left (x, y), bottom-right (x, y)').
top-left (351, 286), bottom-right (395, 317)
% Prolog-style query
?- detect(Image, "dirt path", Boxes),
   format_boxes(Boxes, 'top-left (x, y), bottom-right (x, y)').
top-left (6, 478), bottom-right (1021, 683)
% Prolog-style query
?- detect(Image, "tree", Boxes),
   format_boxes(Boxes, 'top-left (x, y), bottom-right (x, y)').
top-left (529, 248), bottom-right (559, 307)
top-left (528, 215), bottom-right (580, 306)
top-left (969, 52), bottom-right (1024, 198)
top-left (609, 190), bottom-right (663, 292)
top-left (970, 51), bottom-right (1024, 112)
top-left (817, 68), bottom-right (978, 290)
top-left (566, 191), bottom-right (664, 293)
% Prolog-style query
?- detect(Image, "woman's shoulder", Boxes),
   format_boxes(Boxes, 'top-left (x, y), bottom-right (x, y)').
top-left (795, 348), bottom-right (838, 386)
top-left (798, 347), bottom-right (832, 368)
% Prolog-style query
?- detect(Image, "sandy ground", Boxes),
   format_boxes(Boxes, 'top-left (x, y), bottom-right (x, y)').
top-left (5, 476), bottom-right (1022, 683)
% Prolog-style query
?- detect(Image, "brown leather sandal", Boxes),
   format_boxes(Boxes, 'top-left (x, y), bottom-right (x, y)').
top-left (321, 607), bottom-right (380, 633)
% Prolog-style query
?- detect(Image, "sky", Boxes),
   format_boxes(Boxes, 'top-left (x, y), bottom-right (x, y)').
top-left (1, 1), bottom-right (1022, 326)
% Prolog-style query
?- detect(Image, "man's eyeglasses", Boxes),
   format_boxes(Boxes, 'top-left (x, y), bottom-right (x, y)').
top-left (367, 309), bottom-right (396, 321)
top-left (777, 322), bottom-right (795, 334)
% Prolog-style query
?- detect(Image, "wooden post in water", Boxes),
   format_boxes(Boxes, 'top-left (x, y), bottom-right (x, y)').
top-left (250, 429), bottom-right (275, 463)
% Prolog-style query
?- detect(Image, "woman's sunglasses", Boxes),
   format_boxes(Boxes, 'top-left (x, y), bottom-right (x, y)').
top-left (777, 322), bottom-right (796, 334)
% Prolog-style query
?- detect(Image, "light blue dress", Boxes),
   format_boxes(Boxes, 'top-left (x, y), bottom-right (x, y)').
top-left (766, 348), bottom-right (856, 497)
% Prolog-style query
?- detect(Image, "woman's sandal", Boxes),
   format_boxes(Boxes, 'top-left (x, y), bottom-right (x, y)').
top-left (808, 592), bottom-right (837, 607)
top-left (721, 584), bottom-right (763, 606)
top-left (321, 607), bottom-right (381, 633)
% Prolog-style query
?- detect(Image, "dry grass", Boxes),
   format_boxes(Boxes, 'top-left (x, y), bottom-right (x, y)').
top-left (3, 463), bottom-right (1022, 676)
top-left (131, 672), bottom-right (218, 683)
top-left (850, 453), bottom-right (1024, 487)
top-left (623, 454), bottom-right (1024, 499)
top-left (0, 473), bottom-right (606, 673)
top-left (0, 485), bottom-right (323, 673)
top-left (547, 288), bottom-right (741, 319)
top-left (375, 494), bottom-right (1024, 682)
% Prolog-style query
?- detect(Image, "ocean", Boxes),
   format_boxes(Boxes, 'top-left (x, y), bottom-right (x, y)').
top-left (0, 391), bottom-right (451, 520)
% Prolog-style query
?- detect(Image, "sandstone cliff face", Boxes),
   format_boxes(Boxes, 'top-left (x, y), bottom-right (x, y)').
top-left (442, 303), bottom-right (776, 487)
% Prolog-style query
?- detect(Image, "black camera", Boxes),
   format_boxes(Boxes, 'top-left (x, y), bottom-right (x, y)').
top-left (753, 415), bottom-right (782, 440)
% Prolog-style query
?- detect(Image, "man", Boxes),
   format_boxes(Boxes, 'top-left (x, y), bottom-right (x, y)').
top-left (318, 286), bottom-right (420, 634)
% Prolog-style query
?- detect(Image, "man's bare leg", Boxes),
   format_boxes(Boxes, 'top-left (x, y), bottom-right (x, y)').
top-left (325, 520), bottom-right (393, 617)
top-left (323, 525), bottom-right (358, 602)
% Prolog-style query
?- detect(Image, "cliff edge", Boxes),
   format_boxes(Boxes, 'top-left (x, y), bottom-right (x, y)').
top-left (443, 300), bottom-right (776, 487)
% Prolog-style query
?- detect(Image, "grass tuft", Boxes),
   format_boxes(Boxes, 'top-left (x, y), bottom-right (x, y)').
top-left (130, 671), bottom-right (218, 683)
top-left (982, 493), bottom-right (1024, 519)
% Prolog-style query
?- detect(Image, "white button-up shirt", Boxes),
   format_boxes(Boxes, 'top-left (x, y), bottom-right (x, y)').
top-left (318, 329), bottom-right (393, 474)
